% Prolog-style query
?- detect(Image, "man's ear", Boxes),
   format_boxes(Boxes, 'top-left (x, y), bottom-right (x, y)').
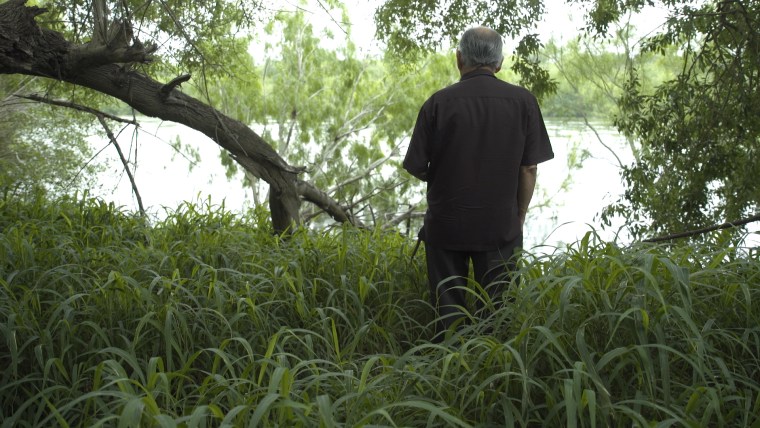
top-left (494, 58), bottom-right (504, 73)
top-left (456, 50), bottom-right (464, 71)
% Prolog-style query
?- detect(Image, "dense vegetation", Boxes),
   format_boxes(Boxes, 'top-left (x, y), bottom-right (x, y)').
top-left (2, 189), bottom-right (758, 426)
top-left (2, 1), bottom-right (760, 425)
top-left (4, 0), bottom-right (759, 237)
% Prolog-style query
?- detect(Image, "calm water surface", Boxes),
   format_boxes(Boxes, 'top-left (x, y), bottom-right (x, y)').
top-left (90, 118), bottom-right (757, 251)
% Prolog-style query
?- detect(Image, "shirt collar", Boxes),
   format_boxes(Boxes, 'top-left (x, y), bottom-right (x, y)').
top-left (460, 68), bottom-right (497, 81)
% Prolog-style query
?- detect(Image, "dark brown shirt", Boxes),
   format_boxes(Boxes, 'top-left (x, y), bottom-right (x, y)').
top-left (403, 69), bottom-right (554, 251)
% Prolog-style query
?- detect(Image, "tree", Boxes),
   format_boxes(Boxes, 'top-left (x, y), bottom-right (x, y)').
top-left (208, 8), bottom-right (457, 229)
top-left (540, 21), bottom-right (684, 169)
top-left (607, 0), bottom-right (760, 238)
top-left (374, 0), bottom-right (558, 100)
top-left (376, 0), bottom-right (760, 240)
top-left (8, 0), bottom-right (754, 239)
top-left (0, 0), bottom-right (354, 233)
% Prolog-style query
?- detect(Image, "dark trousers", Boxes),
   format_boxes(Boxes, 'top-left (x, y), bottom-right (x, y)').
top-left (424, 236), bottom-right (522, 341)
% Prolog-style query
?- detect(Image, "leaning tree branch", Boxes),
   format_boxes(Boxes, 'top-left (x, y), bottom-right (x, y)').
top-left (0, 0), bottom-right (357, 232)
top-left (644, 213), bottom-right (760, 243)
top-left (296, 179), bottom-right (364, 226)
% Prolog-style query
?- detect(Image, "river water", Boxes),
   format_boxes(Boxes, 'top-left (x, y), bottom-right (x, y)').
top-left (89, 117), bottom-right (756, 251)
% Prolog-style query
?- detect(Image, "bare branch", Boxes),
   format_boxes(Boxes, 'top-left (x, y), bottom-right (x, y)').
top-left (384, 206), bottom-right (425, 227)
top-left (67, 15), bottom-right (157, 73)
top-left (160, 73), bottom-right (192, 100)
top-left (644, 213), bottom-right (760, 243)
top-left (15, 94), bottom-right (137, 125)
top-left (328, 140), bottom-right (401, 194)
top-left (296, 179), bottom-right (362, 226)
top-left (92, 0), bottom-right (109, 45)
top-left (315, 1), bottom-right (347, 36)
top-left (96, 114), bottom-right (146, 217)
top-left (17, 93), bottom-right (146, 216)
top-left (339, 178), bottom-right (408, 221)
top-left (583, 116), bottom-right (623, 169)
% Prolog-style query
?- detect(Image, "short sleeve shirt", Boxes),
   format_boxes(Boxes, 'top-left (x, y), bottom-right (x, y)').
top-left (403, 69), bottom-right (554, 251)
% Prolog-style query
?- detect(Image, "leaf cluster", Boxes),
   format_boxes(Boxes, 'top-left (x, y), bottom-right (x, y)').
top-left (374, 0), bottom-right (556, 99)
top-left (540, 28), bottom-right (681, 120)
top-left (204, 6), bottom-right (458, 228)
top-left (39, 0), bottom-right (264, 75)
top-left (607, 0), bottom-right (760, 237)
top-left (0, 76), bottom-right (103, 195)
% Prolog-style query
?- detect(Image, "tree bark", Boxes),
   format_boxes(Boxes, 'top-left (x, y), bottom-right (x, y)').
top-left (0, 0), bottom-right (354, 232)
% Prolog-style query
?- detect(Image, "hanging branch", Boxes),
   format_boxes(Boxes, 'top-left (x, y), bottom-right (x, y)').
top-left (16, 94), bottom-right (146, 217)
top-left (17, 94), bottom-right (136, 124)
top-left (644, 213), bottom-right (760, 243)
top-left (315, 0), bottom-right (347, 35)
top-left (583, 116), bottom-right (624, 169)
top-left (95, 114), bottom-right (146, 217)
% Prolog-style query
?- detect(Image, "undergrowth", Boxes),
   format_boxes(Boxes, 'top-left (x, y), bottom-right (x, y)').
top-left (1, 189), bottom-right (758, 427)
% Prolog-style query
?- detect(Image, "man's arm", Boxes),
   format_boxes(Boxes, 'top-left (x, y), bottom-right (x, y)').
top-left (517, 164), bottom-right (538, 228)
top-left (403, 102), bottom-right (434, 182)
top-left (403, 134), bottom-right (430, 181)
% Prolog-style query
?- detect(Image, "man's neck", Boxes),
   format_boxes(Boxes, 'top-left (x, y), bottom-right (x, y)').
top-left (459, 65), bottom-right (497, 77)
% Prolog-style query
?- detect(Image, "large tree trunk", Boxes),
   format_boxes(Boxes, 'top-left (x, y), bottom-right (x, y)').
top-left (0, 0), bottom-right (352, 232)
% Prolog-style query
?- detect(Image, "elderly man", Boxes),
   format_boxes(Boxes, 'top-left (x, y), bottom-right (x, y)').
top-left (403, 26), bottom-right (554, 340)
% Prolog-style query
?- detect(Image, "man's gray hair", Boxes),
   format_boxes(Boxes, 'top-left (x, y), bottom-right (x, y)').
top-left (458, 27), bottom-right (504, 68)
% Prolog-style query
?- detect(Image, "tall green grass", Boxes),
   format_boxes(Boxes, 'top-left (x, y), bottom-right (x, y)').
top-left (1, 189), bottom-right (758, 427)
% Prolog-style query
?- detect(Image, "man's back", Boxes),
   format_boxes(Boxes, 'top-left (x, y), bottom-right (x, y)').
top-left (404, 69), bottom-right (553, 251)
top-left (402, 25), bottom-right (554, 341)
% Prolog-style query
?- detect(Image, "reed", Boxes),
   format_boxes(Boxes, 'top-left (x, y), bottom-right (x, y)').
top-left (1, 190), bottom-right (758, 427)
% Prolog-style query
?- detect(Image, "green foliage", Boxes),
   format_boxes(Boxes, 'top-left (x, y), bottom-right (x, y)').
top-left (541, 37), bottom-right (623, 119)
top-left (0, 76), bottom-right (103, 195)
top-left (377, 0), bottom-right (759, 243)
top-left (579, 0), bottom-right (655, 35)
top-left (39, 0), bottom-right (261, 77)
top-left (21, 0), bottom-right (262, 127)
top-left (540, 27), bottom-right (681, 121)
top-left (208, 5), bottom-right (456, 228)
top-left (606, 0), bottom-right (760, 238)
top-left (374, 0), bottom-right (557, 99)
top-left (2, 189), bottom-right (759, 426)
